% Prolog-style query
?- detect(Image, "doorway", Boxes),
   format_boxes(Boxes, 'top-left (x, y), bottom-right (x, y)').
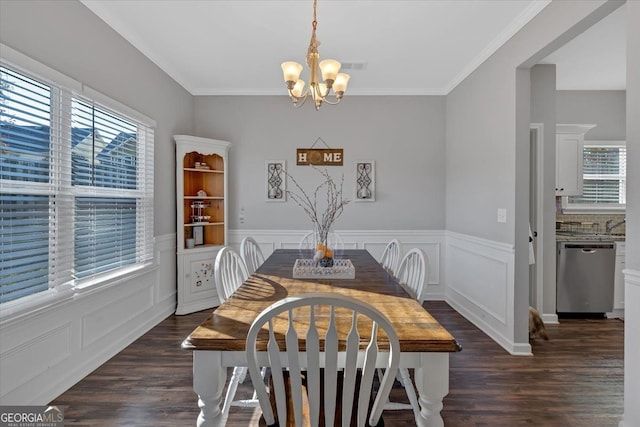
top-left (529, 124), bottom-right (544, 312)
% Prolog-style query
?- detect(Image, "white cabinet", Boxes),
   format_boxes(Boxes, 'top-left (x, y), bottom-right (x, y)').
top-left (174, 135), bottom-right (231, 315)
top-left (555, 134), bottom-right (582, 195)
top-left (612, 241), bottom-right (626, 315)
top-left (555, 124), bottom-right (596, 196)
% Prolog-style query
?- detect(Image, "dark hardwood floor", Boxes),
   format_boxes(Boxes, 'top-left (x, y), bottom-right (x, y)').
top-left (50, 301), bottom-right (624, 426)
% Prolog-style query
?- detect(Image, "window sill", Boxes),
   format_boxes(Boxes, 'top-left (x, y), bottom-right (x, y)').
top-left (0, 285), bottom-right (74, 325)
top-left (74, 262), bottom-right (156, 294)
top-left (562, 206), bottom-right (626, 215)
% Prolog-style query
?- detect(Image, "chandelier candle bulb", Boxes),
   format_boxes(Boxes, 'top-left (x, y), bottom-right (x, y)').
top-left (316, 83), bottom-right (327, 98)
top-left (292, 80), bottom-right (305, 98)
top-left (333, 73), bottom-right (350, 96)
top-left (319, 59), bottom-right (341, 83)
top-left (282, 62), bottom-right (303, 85)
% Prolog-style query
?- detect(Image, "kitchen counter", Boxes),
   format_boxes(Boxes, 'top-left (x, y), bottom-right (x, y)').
top-left (556, 233), bottom-right (625, 242)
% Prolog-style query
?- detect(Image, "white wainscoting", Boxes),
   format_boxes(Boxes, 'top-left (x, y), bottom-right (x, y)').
top-left (0, 234), bottom-right (177, 405)
top-left (0, 228), bottom-right (539, 405)
top-left (445, 231), bottom-right (530, 355)
top-left (227, 229), bottom-right (446, 300)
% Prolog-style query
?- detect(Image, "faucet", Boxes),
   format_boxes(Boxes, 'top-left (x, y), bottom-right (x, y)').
top-left (605, 218), bottom-right (625, 234)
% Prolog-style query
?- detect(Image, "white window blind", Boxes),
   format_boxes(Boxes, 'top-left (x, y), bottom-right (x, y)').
top-left (567, 144), bottom-right (626, 209)
top-left (1, 63), bottom-right (154, 305)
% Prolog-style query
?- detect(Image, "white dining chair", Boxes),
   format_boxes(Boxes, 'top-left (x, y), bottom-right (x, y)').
top-left (379, 247), bottom-right (429, 419)
top-left (213, 246), bottom-right (255, 422)
top-left (240, 236), bottom-right (265, 275)
top-left (379, 238), bottom-right (402, 277)
top-left (214, 246), bottom-right (250, 302)
top-left (298, 230), bottom-right (345, 253)
top-left (396, 248), bottom-right (427, 304)
top-left (246, 292), bottom-right (400, 427)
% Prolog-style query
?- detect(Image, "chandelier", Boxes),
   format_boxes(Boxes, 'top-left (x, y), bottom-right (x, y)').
top-left (280, 0), bottom-right (350, 110)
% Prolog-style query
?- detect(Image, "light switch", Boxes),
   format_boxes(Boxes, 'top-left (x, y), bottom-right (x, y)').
top-left (497, 208), bottom-right (507, 223)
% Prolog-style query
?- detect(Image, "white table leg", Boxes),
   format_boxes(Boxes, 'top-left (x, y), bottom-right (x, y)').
top-left (414, 353), bottom-right (449, 427)
top-left (194, 351), bottom-right (227, 427)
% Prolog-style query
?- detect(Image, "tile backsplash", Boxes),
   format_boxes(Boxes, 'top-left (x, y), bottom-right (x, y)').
top-left (556, 212), bottom-right (626, 235)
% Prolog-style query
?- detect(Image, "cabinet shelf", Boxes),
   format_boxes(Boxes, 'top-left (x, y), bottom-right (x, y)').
top-left (183, 243), bottom-right (224, 251)
top-left (184, 222), bottom-right (224, 227)
top-left (184, 196), bottom-right (224, 200)
top-left (183, 168), bottom-right (224, 174)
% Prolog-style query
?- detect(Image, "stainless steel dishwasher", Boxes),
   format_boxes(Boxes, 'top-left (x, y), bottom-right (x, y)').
top-left (556, 241), bottom-right (616, 313)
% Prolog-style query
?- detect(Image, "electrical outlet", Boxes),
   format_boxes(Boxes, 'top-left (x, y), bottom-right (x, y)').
top-left (497, 208), bottom-right (507, 223)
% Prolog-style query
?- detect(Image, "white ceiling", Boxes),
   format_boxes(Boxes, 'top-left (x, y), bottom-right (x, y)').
top-left (80, 0), bottom-right (625, 96)
top-left (541, 3), bottom-right (626, 91)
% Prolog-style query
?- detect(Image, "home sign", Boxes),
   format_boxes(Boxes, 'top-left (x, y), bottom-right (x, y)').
top-left (296, 148), bottom-right (344, 166)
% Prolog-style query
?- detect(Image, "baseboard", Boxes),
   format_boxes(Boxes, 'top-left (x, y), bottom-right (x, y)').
top-left (607, 309), bottom-right (625, 319)
top-left (446, 294), bottom-right (531, 356)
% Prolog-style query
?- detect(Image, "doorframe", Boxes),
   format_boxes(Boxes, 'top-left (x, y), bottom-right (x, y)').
top-left (530, 123), bottom-right (545, 312)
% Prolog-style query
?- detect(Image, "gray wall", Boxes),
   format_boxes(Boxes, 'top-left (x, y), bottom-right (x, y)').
top-left (625, 2), bottom-right (640, 425)
top-left (194, 95), bottom-right (446, 231)
top-left (0, 0), bottom-right (194, 237)
top-left (557, 90), bottom-right (626, 140)
top-left (446, 0), bottom-right (620, 343)
top-left (530, 64), bottom-right (558, 317)
top-left (628, 0), bottom-right (640, 273)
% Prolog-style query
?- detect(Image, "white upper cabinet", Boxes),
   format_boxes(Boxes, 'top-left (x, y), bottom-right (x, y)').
top-left (555, 124), bottom-right (596, 196)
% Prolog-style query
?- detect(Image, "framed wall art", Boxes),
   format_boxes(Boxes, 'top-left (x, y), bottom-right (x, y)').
top-left (265, 160), bottom-right (286, 202)
top-left (193, 225), bottom-right (204, 245)
top-left (355, 160), bottom-right (375, 202)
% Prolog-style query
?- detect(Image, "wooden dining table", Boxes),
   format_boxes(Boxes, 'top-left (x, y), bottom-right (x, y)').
top-left (182, 249), bottom-right (461, 427)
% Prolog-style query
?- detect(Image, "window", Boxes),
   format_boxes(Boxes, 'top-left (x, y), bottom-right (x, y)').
top-left (1, 61), bottom-right (154, 305)
top-left (566, 142), bottom-right (626, 211)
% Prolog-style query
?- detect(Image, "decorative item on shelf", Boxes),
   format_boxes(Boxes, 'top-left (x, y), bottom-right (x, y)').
top-left (287, 166), bottom-right (349, 269)
top-left (280, 0), bottom-right (350, 110)
top-left (197, 189), bottom-right (207, 197)
top-left (191, 201), bottom-right (211, 224)
top-left (194, 161), bottom-right (210, 170)
top-left (193, 226), bottom-right (204, 246)
top-left (184, 227), bottom-right (195, 249)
